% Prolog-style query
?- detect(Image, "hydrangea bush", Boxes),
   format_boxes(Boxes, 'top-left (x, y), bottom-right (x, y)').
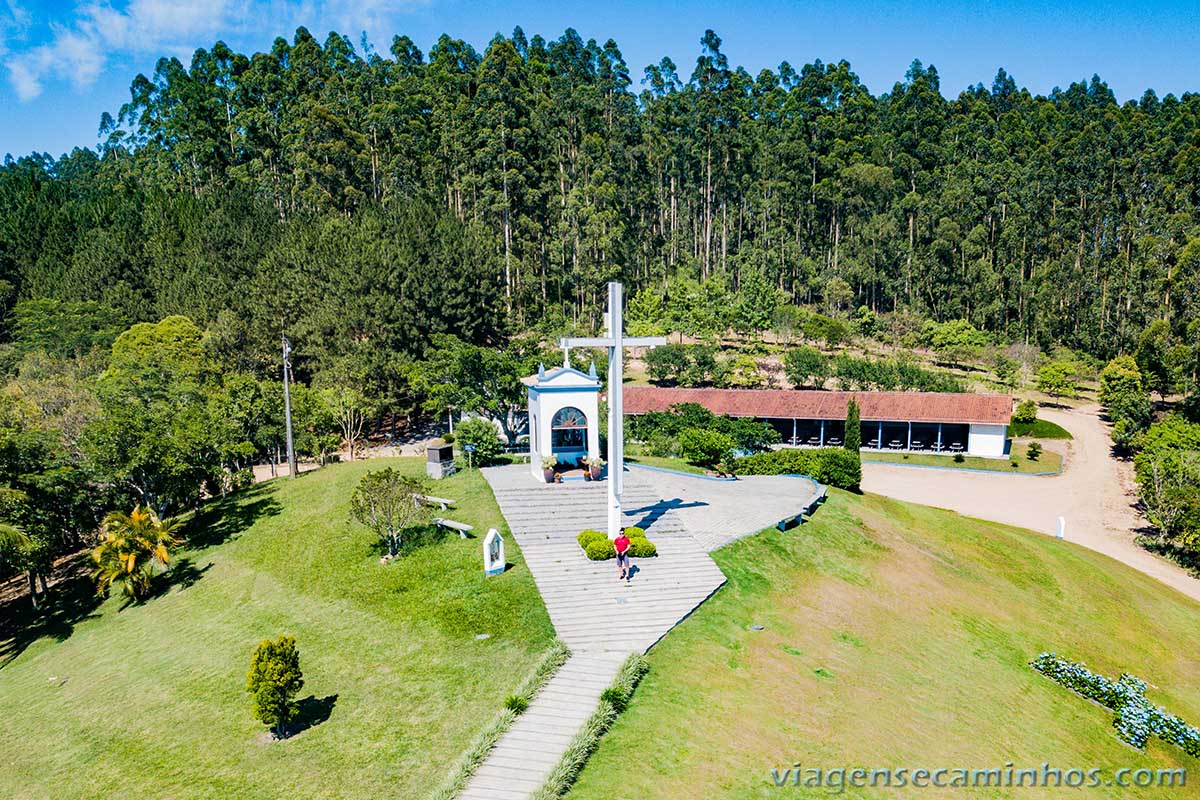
top-left (1031, 653), bottom-right (1200, 756)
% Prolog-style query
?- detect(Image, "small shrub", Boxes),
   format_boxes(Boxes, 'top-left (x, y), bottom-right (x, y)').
top-left (504, 695), bottom-right (529, 714)
top-left (624, 526), bottom-right (647, 539)
top-left (455, 417), bottom-right (503, 465)
top-left (679, 427), bottom-right (737, 467)
top-left (441, 432), bottom-right (456, 444)
top-left (629, 539), bottom-right (657, 558)
top-left (953, 452), bottom-right (965, 463)
top-left (600, 686), bottom-right (629, 713)
top-left (1011, 399), bottom-right (1038, 425)
top-left (585, 539), bottom-right (616, 560)
top-left (735, 447), bottom-right (862, 490)
top-left (577, 529), bottom-right (606, 549)
top-left (247, 635), bottom-right (304, 738)
top-left (1026, 441), bottom-right (1043, 461)
top-left (1011, 460), bottom-right (1019, 469)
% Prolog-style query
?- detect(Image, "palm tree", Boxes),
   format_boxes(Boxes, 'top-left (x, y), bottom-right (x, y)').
top-left (0, 486), bottom-right (30, 549)
top-left (92, 506), bottom-right (182, 602)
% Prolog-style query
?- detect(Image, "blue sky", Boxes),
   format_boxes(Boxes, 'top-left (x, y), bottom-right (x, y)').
top-left (2, 0), bottom-right (1199, 159)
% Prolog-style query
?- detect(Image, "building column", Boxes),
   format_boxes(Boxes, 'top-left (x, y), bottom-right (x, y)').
top-left (937, 423), bottom-right (943, 452)
top-left (792, 418), bottom-right (797, 447)
top-left (877, 421), bottom-right (883, 450)
top-left (907, 421), bottom-right (912, 451)
top-left (820, 419), bottom-right (826, 447)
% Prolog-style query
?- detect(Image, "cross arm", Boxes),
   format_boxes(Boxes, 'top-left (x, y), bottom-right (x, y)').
top-left (560, 337), bottom-right (612, 348)
top-left (623, 337), bottom-right (668, 347)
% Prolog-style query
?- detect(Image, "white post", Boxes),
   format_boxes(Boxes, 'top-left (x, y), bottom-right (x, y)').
top-left (1056, 516), bottom-right (1065, 539)
top-left (607, 282), bottom-right (624, 541)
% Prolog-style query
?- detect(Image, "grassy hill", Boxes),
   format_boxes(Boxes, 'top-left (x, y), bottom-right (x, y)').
top-left (0, 459), bottom-right (554, 800)
top-left (568, 491), bottom-right (1200, 799)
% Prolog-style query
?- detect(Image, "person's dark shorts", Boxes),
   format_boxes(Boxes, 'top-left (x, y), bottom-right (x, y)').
top-left (616, 551), bottom-right (630, 568)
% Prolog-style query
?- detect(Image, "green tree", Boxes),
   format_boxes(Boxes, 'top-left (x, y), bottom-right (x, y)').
top-left (454, 417), bottom-right (504, 465)
top-left (734, 269), bottom-right (780, 335)
top-left (91, 506), bottom-right (182, 602)
top-left (783, 346), bottom-right (828, 389)
top-left (679, 427), bottom-right (736, 468)
top-left (1036, 361), bottom-right (1076, 398)
top-left (349, 468), bottom-right (431, 557)
top-left (247, 635), bottom-right (305, 738)
top-left (844, 398), bottom-right (861, 451)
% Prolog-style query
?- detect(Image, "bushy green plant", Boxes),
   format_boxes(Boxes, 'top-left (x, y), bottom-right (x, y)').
top-left (628, 539), bottom-right (657, 558)
top-left (680, 427), bottom-right (736, 468)
top-left (504, 695), bottom-right (529, 714)
top-left (600, 686), bottom-right (630, 713)
top-left (577, 529), bottom-right (607, 549)
top-left (624, 526), bottom-right (646, 539)
top-left (1026, 441), bottom-right (1043, 461)
top-left (1011, 399), bottom-right (1038, 425)
top-left (584, 539), bottom-right (616, 560)
top-left (441, 432), bottom-right (455, 444)
top-left (734, 447), bottom-right (861, 490)
top-left (455, 417), bottom-right (504, 465)
top-left (953, 452), bottom-right (965, 463)
top-left (246, 635), bottom-right (304, 738)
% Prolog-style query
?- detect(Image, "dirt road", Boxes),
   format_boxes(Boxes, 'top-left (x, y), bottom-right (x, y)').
top-left (860, 405), bottom-right (1200, 603)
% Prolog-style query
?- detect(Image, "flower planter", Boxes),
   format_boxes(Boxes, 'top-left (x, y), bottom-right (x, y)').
top-left (542, 468), bottom-right (555, 483)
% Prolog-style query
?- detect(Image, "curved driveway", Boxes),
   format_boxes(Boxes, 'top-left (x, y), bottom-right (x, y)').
top-left (861, 405), bottom-right (1200, 603)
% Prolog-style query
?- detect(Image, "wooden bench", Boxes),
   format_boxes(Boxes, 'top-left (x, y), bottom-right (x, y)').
top-left (418, 494), bottom-right (455, 511)
top-left (433, 517), bottom-right (474, 538)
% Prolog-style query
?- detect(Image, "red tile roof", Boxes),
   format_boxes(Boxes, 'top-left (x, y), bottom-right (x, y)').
top-left (623, 387), bottom-right (1013, 425)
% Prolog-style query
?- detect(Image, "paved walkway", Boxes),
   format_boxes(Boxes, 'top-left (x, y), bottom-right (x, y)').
top-left (460, 465), bottom-right (730, 799)
top-left (626, 466), bottom-right (823, 550)
top-left (861, 405), bottom-right (1200, 603)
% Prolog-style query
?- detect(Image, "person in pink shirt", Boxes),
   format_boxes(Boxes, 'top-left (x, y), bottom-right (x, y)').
top-left (613, 528), bottom-right (631, 581)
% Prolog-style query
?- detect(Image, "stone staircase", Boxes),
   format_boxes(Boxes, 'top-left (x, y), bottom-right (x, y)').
top-left (458, 466), bottom-right (727, 799)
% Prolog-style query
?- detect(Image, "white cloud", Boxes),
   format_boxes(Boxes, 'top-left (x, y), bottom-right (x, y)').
top-left (5, 0), bottom-right (428, 102)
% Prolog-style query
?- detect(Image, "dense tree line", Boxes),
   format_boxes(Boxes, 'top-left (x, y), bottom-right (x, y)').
top-left (3, 26), bottom-right (1200, 371)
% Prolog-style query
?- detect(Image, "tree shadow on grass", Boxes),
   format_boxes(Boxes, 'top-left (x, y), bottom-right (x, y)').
top-left (369, 524), bottom-right (452, 560)
top-left (133, 556), bottom-right (214, 606)
top-left (0, 555), bottom-right (102, 669)
top-left (188, 485), bottom-right (282, 549)
top-left (288, 694), bottom-right (338, 736)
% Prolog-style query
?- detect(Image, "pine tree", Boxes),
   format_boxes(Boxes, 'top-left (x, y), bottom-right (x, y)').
top-left (844, 398), bottom-right (861, 452)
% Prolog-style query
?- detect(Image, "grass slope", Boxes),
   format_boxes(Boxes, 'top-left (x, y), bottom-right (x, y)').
top-left (0, 459), bottom-right (554, 800)
top-left (1009, 418), bottom-right (1073, 440)
top-left (568, 490), bottom-right (1200, 799)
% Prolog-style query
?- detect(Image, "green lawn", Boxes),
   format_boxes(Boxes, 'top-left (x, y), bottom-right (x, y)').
top-left (862, 447), bottom-right (1062, 474)
top-left (1009, 418), bottom-right (1073, 439)
top-left (0, 458), bottom-right (554, 800)
top-left (568, 490), bottom-right (1200, 799)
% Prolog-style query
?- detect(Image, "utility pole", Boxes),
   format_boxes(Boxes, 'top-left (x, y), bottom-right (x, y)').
top-left (282, 334), bottom-right (297, 479)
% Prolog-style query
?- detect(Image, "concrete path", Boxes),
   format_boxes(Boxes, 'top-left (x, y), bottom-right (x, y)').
top-left (460, 466), bottom-right (729, 799)
top-left (626, 466), bottom-right (823, 550)
top-left (861, 405), bottom-right (1200, 603)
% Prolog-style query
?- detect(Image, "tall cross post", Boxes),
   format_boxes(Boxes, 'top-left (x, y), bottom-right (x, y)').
top-left (561, 282), bottom-right (666, 539)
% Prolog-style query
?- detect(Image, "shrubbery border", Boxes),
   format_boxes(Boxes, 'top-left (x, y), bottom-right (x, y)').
top-left (1030, 652), bottom-right (1200, 756)
top-left (531, 653), bottom-right (650, 800)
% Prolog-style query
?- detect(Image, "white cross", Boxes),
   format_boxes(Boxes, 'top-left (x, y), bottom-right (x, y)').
top-left (561, 282), bottom-right (666, 540)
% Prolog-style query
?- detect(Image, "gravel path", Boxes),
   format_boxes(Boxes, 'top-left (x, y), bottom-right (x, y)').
top-left (861, 405), bottom-right (1200, 603)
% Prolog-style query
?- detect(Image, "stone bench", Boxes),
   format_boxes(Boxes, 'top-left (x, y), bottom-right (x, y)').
top-left (418, 494), bottom-right (455, 511)
top-left (434, 517), bottom-right (474, 538)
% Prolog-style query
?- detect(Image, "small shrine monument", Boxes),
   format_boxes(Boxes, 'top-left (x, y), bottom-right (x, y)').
top-left (523, 357), bottom-right (601, 482)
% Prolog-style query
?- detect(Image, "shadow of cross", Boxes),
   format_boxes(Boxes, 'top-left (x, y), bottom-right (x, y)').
top-left (624, 498), bottom-right (708, 532)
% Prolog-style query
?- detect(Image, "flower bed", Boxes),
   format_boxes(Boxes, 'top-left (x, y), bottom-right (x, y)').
top-left (1030, 652), bottom-right (1200, 756)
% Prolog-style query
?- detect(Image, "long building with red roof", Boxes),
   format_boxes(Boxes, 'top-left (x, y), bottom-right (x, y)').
top-left (624, 387), bottom-right (1014, 457)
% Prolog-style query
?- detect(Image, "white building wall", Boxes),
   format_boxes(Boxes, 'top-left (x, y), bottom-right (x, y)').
top-left (526, 369), bottom-right (601, 481)
top-left (967, 423), bottom-right (1008, 458)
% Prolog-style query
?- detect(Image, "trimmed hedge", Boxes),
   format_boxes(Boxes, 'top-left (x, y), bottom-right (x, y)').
top-left (577, 530), bottom-right (607, 549)
top-left (628, 539), bottom-right (657, 557)
top-left (734, 447), bottom-right (861, 490)
top-left (579, 527), bottom-right (657, 559)
top-left (584, 539), bottom-right (616, 560)
top-left (1031, 653), bottom-right (1200, 756)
